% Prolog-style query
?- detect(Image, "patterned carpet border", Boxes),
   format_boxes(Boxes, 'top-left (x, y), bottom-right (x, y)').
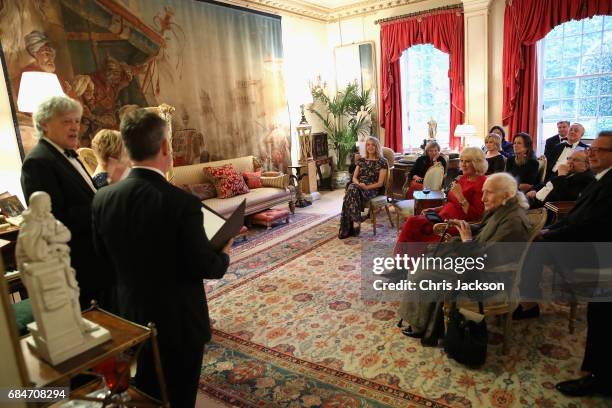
top-left (209, 329), bottom-right (452, 408)
top-left (232, 213), bottom-right (327, 256)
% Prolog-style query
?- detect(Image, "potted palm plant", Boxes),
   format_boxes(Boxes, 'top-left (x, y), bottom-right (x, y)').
top-left (309, 82), bottom-right (372, 188)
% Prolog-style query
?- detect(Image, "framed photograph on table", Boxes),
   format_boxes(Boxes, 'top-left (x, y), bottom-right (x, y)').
top-left (0, 195), bottom-right (25, 218)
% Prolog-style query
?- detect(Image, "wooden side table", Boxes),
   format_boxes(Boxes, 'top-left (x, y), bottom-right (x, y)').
top-left (392, 162), bottom-right (414, 200)
top-left (544, 201), bottom-right (575, 224)
top-left (413, 190), bottom-right (446, 215)
top-left (22, 306), bottom-right (169, 407)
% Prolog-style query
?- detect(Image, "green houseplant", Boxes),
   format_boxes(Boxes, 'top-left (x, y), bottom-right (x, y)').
top-left (309, 82), bottom-right (372, 172)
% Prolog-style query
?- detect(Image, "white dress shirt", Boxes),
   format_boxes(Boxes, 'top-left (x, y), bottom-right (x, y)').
top-left (132, 166), bottom-right (167, 179)
top-left (595, 167), bottom-right (611, 181)
top-left (43, 137), bottom-right (96, 192)
top-left (552, 141), bottom-right (585, 172)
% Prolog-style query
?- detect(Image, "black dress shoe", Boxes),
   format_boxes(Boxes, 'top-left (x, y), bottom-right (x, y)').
top-left (556, 374), bottom-right (612, 397)
top-left (512, 304), bottom-right (540, 320)
top-left (401, 326), bottom-right (423, 339)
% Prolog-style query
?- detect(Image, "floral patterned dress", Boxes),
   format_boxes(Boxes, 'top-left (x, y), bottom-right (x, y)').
top-left (339, 157), bottom-right (388, 236)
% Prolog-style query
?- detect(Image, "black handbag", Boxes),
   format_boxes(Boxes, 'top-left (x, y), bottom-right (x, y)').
top-left (444, 302), bottom-right (488, 367)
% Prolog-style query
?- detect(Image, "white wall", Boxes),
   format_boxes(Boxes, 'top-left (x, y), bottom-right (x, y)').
top-left (282, 15), bottom-right (331, 164)
top-left (0, 61), bottom-right (25, 204)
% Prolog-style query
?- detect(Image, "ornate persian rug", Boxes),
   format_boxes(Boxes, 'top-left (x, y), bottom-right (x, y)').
top-left (231, 213), bottom-right (327, 256)
top-left (200, 217), bottom-right (609, 407)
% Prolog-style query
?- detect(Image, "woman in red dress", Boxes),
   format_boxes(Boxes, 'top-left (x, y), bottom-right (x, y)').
top-left (396, 147), bottom-right (488, 245)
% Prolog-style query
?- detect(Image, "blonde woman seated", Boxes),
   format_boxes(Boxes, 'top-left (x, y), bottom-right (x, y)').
top-left (396, 147), bottom-right (487, 245)
top-left (398, 173), bottom-right (531, 344)
top-left (91, 129), bottom-right (129, 189)
top-left (339, 136), bottom-right (388, 239)
top-left (484, 133), bottom-right (506, 175)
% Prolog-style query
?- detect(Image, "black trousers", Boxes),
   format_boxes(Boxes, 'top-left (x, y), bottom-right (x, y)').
top-left (136, 340), bottom-right (205, 408)
top-left (582, 302), bottom-right (612, 379)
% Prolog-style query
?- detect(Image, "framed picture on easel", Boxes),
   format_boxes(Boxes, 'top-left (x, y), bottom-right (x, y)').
top-left (312, 132), bottom-right (329, 160)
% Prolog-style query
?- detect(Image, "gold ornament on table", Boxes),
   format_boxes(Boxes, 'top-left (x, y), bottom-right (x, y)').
top-left (296, 104), bottom-right (313, 164)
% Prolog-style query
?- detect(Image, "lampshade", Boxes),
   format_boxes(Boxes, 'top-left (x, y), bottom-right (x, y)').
top-left (454, 124), bottom-right (476, 138)
top-left (17, 72), bottom-right (65, 113)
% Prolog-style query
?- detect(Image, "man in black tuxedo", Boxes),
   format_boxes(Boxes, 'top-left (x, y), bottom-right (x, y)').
top-left (526, 151), bottom-right (594, 208)
top-left (92, 110), bottom-right (232, 407)
top-left (544, 123), bottom-right (588, 181)
top-left (20, 96), bottom-right (106, 310)
top-left (547, 131), bottom-right (612, 397)
top-left (543, 120), bottom-right (570, 158)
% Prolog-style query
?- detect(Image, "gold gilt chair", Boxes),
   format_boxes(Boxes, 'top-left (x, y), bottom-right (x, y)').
top-left (537, 156), bottom-right (547, 184)
top-left (367, 147), bottom-right (395, 235)
top-left (77, 148), bottom-right (97, 176)
top-left (440, 207), bottom-right (548, 354)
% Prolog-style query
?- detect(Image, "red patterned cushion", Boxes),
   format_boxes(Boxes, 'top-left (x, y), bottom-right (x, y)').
top-left (203, 164), bottom-right (249, 199)
top-left (242, 171), bottom-right (263, 189)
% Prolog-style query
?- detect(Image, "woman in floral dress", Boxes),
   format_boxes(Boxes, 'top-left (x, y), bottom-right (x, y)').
top-left (339, 136), bottom-right (388, 239)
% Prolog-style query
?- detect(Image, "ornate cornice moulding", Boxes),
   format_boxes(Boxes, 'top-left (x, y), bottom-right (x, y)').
top-left (219, 0), bottom-right (427, 22)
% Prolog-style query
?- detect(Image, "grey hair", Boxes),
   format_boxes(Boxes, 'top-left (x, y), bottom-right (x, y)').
top-left (366, 136), bottom-right (383, 159)
top-left (32, 96), bottom-right (83, 139)
top-left (571, 122), bottom-right (585, 136)
top-left (460, 146), bottom-right (488, 176)
top-left (486, 173), bottom-right (529, 209)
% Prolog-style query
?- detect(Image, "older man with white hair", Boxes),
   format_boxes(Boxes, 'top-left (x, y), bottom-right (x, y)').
top-left (544, 122), bottom-right (589, 181)
top-left (20, 96), bottom-right (108, 310)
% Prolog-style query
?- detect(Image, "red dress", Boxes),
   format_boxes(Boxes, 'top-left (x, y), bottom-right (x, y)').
top-left (397, 175), bottom-right (486, 245)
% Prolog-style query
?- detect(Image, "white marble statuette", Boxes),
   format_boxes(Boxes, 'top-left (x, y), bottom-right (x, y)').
top-left (15, 191), bottom-right (111, 365)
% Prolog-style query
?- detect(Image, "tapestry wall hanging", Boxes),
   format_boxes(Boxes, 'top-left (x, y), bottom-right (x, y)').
top-left (0, 0), bottom-right (290, 171)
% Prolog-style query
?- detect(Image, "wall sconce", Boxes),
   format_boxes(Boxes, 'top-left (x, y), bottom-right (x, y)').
top-left (17, 72), bottom-right (65, 113)
top-left (454, 124), bottom-right (476, 150)
top-left (296, 104), bottom-right (312, 164)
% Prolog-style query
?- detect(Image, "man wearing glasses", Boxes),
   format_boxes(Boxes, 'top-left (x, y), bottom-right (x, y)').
top-left (526, 150), bottom-right (594, 208)
top-left (547, 131), bottom-right (612, 397)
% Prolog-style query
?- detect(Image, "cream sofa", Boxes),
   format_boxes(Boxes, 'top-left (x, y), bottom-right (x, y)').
top-left (172, 156), bottom-right (293, 217)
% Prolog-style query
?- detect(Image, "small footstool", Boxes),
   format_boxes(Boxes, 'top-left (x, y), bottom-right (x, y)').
top-left (252, 208), bottom-right (291, 229)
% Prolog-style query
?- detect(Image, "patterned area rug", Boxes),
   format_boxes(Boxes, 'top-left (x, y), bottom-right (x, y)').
top-left (200, 217), bottom-right (609, 407)
top-left (231, 213), bottom-right (326, 256)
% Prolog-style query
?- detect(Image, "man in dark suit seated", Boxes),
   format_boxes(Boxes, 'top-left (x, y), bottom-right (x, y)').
top-left (20, 96), bottom-right (107, 310)
top-left (541, 131), bottom-right (612, 397)
top-left (544, 122), bottom-right (589, 182)
top-left (526, 150), bottom-right (594, 208)
top-left (543, 120), bottom-right (570, 158)
top-left (92, 110), bottom-right (233, 407)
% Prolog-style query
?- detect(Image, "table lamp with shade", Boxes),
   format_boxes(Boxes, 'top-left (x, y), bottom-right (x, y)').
top-left (454, 124), bottom-right (476, 150)
top-left (17, 71), bottom-right (65, 113)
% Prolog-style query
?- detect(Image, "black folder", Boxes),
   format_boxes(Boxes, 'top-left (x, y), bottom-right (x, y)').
top-left (202, 199), bottom-right (246, 251)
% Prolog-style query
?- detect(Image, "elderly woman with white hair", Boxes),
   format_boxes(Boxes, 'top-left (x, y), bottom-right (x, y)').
top-left (21, 95), bottom-right (110, 310)
top-left (398, 173), bottom-right (531, 344)
top-left (397, 147), bottom-right (487, 244)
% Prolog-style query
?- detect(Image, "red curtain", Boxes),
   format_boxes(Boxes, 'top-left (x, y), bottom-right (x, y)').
top-left (380, 9), bottom-right (465, 152)
top-left (502, 0), bottom-right (612, 142)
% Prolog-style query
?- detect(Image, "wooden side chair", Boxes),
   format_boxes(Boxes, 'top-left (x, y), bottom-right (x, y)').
top-left (367, 147), bottom-right (395, 235)
top-left (440, 207), bottom-right (548, 354)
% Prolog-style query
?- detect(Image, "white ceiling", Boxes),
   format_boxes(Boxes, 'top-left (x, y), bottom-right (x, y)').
top-left (297, 0), bottom-right (373, 10)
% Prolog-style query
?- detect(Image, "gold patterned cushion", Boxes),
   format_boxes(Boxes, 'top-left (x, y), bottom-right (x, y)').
top-left (261, 174), bottom-right (288, 189)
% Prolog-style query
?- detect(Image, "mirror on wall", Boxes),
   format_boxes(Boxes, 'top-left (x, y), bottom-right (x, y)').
top-left (334, 41), bottom-right (377, 133)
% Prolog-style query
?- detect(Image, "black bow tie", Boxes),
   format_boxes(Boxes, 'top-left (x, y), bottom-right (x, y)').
top-left (560, 136), bottom-right (567, 141)
top-left (64, 149), bottom-right (78, 159)
top-left (560, 142), bottom-right (573, 148)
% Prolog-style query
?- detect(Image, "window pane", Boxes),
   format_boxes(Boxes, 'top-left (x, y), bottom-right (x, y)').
top-left (562, 57), bottom-right (580, 77)
top-left (561, 99), bottom-right (576, 117)
top-left (543, 100), bottom-right (561, 119)
top-left (598, 116), bottom-right (612, 131)
top-left (581, 55), bottom-right (600, 74)
top-left (545, 59), bottom-right (562, 78)
top-left (582, 32), bottom-right (601, 55)
top-left (577, 118), bottom-right (597, 138)
top-left (579, 98), bottom-right (598, 116)
top-left (563, 35), bottom-right (582, 57)
top-left (561, 79), bottom-right (577, 98)
top-left (599, 96), bottom-right (612, 116)
top-left (545, 36), bottom-right (562, 56)
top-left (543, 80), bottom-right (560, 99)
top-left (564, 19), bottom-right (582, 36)
top-left (604, 31), bottom-right (612, 54)
top-left (548, 24), bottom-right (563, 38)
top-left (580, 77), bottom-right (600, 97)
top-left (600, 75), bottom-right (612, 95)
top-left (605, 16), bottom-right (612, 30)
top-left (583, 16), bottom-right (603, 33)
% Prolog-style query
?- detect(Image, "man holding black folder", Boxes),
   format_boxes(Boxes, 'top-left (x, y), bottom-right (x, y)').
top-left (92, 109), bottom-right (233, 407)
